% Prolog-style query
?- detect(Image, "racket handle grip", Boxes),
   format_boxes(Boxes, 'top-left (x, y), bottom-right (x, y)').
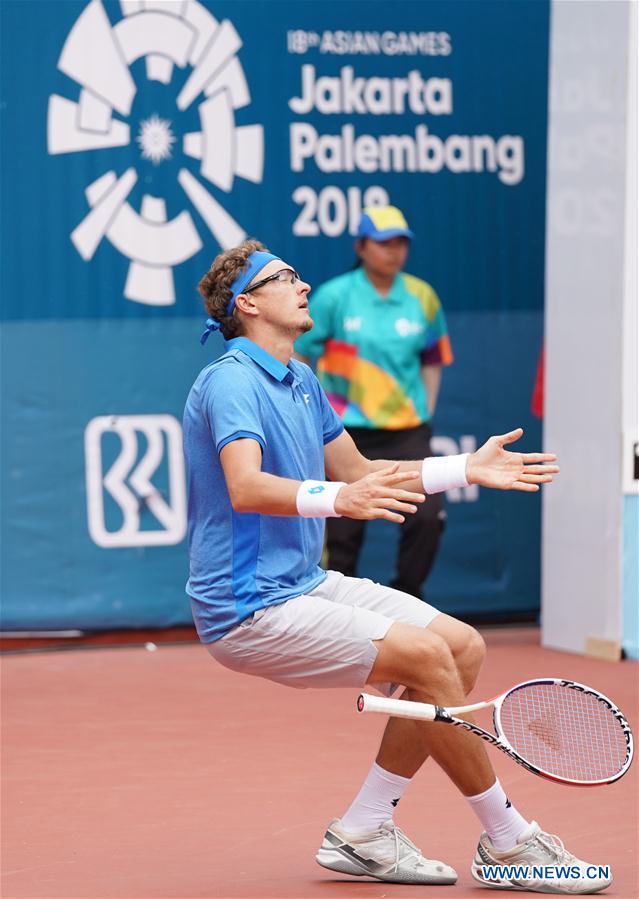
top-left (357, 693), bottom-right (438, 721)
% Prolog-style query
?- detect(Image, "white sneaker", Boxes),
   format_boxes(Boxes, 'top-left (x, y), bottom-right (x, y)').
top-left (316, 817), bottom-right (457, 885)
top-left (471, 821), bottom-right (612, 894)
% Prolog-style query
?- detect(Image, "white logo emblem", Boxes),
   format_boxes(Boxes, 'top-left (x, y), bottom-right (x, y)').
top-left (303, 393), bottom-right (311, 404)
top-left (395, 317), bottom-right (424, 338)
top-left (47, 0), bottom-right (264, 306)
top-left (136, 114), bottom-right (176, 165)
top-left (344, 316), bottom-right (363, 332)
top-left (84, 414), bottom-right (186, 548)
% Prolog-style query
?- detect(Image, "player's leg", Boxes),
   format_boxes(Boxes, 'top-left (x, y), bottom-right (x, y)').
top-left (365, 622), bottom-right (612, 894)
top-left (368, 621), bottom-right (498, 793)
top-left (329, 578), bottom-right (530, 860)
top-left (208, 577), bottom-right (461, 885)
top-left (369, 623), bottom-right (533, 844)
top-left (319, 578), bottom-right (524, 878)
top-left (374, 614), bottom-right (485, 777)
top-left (326, 577), bottom-right (487, 779)
top-left (317, 619), bottom-right (515, 885)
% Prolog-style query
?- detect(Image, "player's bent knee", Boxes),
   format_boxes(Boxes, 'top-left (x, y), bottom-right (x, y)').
top-left (459, 627), bottom-right (486, 691)
top-left (439, 618), bottom-right (485, 685)
top-left (419, 630), bottom-right (454, 662)
top-left (408, 631), bottom-right (458, 691)
top-left (370, 624), bottom-right (456, 691)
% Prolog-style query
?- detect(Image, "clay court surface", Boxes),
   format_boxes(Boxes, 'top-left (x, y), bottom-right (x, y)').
top-left (2, 627), bottom-right (637, 899)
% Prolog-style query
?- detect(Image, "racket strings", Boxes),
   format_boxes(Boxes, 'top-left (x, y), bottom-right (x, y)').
top-left (497, 684), bottom-right (628, 782)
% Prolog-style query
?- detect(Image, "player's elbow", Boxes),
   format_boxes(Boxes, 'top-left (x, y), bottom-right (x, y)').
top-left (228, 493), bottom-right (246, 514)
top-left (226, 478), bottom-right (257, 514)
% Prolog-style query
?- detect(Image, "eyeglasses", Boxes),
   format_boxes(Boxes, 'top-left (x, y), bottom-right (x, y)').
top-left (243, 268), bottom-right (301, 294)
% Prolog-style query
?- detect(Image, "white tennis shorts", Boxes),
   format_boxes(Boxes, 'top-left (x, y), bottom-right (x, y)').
top-left (206, 570), bottom-right (441, 696)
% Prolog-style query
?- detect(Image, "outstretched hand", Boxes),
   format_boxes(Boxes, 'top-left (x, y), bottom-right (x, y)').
top-left (466, 428), bottom-right (559, 492)
top-left (334, 463), bottom-right (424, 523)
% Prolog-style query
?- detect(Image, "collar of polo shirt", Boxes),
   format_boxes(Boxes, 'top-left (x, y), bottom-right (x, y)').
top-left (226, 337), bottom-right (295, 383)
top-left (357, 266), bottom-right (405, 304)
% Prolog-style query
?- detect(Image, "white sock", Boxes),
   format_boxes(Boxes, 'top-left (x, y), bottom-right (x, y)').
top-left (466, 779), bottom-right (531, 851)
top-left (340, 762), bottom-right (411, 834)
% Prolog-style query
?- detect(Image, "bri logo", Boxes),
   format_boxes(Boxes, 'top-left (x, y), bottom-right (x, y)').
top-left (308, 485), bottom-right (326, 494)
top-left (84, 414), bottom-right (186, 548)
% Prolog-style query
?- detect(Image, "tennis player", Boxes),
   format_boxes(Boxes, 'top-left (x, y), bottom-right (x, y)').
top-left (184, 240), bottom-right (611, 893)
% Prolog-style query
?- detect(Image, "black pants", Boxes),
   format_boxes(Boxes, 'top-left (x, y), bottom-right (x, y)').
top-left (327, 423), bottom-right (445, 600)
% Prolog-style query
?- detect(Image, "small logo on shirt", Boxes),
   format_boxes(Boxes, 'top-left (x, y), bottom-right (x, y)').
top-left (395, 317), bottom-right (424, 338)
top-left (308, 485), bottom-right (325, 494)
top-left (303, 393), bottom-right (311, 404)
top-left (344, 316), bottom-right (363, 332)
top-left (505, 798), bottom-right (512, 808)
top-left (391, 798), bottom-right (400, 807)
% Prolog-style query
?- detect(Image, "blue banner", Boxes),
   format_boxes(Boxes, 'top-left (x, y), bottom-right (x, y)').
top-left (1, 0), bottom-right (549, 629)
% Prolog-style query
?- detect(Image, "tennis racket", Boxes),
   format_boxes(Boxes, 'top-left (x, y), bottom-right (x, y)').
top-left (357, 678), bottom-right (633, 786)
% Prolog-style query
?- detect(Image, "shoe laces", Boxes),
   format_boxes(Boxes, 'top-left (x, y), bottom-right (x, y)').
top-left (381, 822), bottom-right (422, 873)
top-left (530, 830), bottom-right (575, 866)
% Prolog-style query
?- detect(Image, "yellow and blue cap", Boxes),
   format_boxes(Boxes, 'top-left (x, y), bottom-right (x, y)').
top-left (357, 205), bottom-right (414, 242)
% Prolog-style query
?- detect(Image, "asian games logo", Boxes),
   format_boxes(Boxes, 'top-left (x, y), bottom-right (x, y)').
top-left (47, 0), bottom-right (264, 306)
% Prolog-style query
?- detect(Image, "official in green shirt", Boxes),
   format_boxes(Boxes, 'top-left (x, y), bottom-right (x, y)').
top-left (295, 205), bottom-right (453, 598)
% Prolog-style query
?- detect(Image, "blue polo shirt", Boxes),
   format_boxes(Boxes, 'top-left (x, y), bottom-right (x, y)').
top-left (183, 336), bottom-right (344, 643)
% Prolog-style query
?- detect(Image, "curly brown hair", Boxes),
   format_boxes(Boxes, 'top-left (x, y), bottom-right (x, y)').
top-left (198, 239), bottom-right (268, 340)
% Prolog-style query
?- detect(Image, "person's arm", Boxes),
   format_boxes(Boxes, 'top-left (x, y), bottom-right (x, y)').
top-left (220, 426), bottom-right (558, 525)
top-left (214, 361), bottom-right (424, 523)
top-left (416, 280), bottom-right (452, 417)
top-left (220, 438), bottom-right (300, 515)
top-left (421, 364), bottom-right (442, 417)
top-left (203, 362), bottom-right (401, 520)
top-left (220, 437), bottom-right (424, 524)
top-left (324, 427), bottom-right (559, 495)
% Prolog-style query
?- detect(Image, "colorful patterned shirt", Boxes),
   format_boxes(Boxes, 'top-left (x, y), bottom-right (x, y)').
top-left (295, 267), bottom-right (453, 429)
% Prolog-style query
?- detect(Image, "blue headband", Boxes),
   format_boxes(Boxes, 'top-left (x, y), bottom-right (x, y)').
top-left (200, 251), bottom-right (282, 345)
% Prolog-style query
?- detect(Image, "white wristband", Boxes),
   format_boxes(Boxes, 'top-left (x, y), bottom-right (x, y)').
top-left (296, 480), bottom-right (346, 518)
top-left (421, 454), bottom-right (470, 494)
